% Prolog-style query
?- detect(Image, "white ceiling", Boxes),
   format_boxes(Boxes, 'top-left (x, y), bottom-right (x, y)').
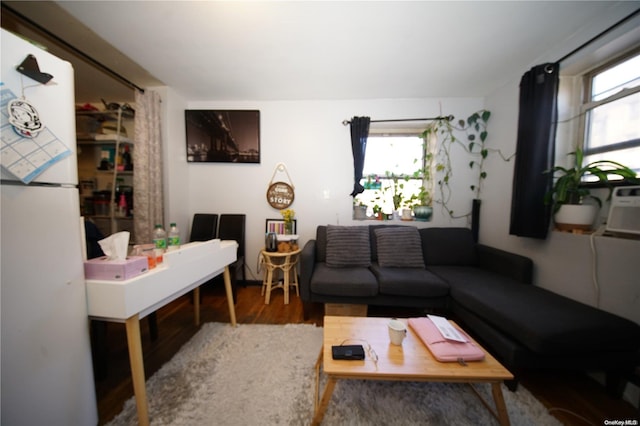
top-left (3, 1), bottom-right (640, 103)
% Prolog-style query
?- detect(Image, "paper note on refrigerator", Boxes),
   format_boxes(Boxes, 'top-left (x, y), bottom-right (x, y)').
top-left (0, 85), bottom-right (72, 184)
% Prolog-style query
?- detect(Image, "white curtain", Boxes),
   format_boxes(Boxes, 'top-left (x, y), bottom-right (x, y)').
top-left (133, 90), bottom-right (163, 244)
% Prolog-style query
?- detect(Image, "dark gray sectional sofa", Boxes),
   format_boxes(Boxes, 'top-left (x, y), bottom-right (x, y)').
top-left (300, 224), bottom-right (640, 393)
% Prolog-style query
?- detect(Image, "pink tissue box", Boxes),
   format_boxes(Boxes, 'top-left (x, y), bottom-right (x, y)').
top-left (84, 256), bottom-right (149, 281)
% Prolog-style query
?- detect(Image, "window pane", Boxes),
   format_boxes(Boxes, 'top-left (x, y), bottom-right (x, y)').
top-left (363, 136), bottom-right (423, 176)
top-left (586, 91), bottom-right (640, 150)
top-left (591, 53), bottom-right (640, 101)
top-left (356, 177), bottom-right (424, 214)
top-left (584, 146), bottom-right (640, 179)
top-left (356, 135), bottom-right (427, 215)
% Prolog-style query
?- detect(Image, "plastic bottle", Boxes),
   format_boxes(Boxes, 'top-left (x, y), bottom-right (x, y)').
top-left (153, 224), bottom-right (167, 262)
top-left (122, 145), bottom-right (132, 170)
top-left (117, 193), bottom-right (127, 217)
top-left (167, 222), bottom-right (180, 251)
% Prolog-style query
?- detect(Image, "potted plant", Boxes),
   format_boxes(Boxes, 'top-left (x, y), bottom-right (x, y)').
top-left (412, 186), bottom-right (433, 221)
top-left (405, 135), bottom-right (434, 221)
top-left (385, 172), bottom-right (413, 219)
top-left (372, 204), bottom-right (383, 220)
top-left (353, 198), bottom-right (367, 220)
top-left (545, 147), bottom-right (638, 231)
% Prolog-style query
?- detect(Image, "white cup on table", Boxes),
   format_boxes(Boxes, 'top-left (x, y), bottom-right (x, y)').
top-left (388, 318), bottom-right (407, 345)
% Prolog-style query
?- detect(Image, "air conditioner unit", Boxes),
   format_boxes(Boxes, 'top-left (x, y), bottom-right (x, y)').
top-left (605, 186), bottom-right (640, 236)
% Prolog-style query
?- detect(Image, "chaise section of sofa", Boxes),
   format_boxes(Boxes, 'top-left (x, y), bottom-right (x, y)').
top-left (421, 227), bottom-right (640, 394)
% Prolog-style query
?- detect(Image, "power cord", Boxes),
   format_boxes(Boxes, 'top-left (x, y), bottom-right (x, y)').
top-left (339, 338), bottom-right (378, 369)
top-left (548, 407), bottom-right (597, 425)
top-left (589, 224), bottom-right (607, 308)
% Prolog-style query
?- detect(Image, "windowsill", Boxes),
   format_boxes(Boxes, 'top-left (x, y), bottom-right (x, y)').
top-left (353, 216), bottom-right (431, 223)
top-left (552, 228), bottom-right (640, 241)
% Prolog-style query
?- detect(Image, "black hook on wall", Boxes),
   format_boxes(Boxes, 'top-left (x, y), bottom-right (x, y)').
top-left (16, 54), bottom-right (53, 84)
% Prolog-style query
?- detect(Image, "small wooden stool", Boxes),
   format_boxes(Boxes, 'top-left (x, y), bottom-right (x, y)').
top-left (260, 248), bottom-right (301, 304)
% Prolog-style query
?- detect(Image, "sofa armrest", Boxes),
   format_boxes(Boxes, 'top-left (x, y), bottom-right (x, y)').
top-left (300, 239), bottom-right (317, 301)
top-left (477, 244), bottom-right (533, 284)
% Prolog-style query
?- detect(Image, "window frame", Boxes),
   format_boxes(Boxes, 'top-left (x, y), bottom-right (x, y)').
top-left (355, 128), bottom-right (432, 216)
top-left (578, 46), bottom-right (640, 186)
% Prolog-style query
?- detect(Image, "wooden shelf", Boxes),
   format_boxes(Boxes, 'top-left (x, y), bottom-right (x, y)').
top-left (77, 135), bottom-right (133, 145)
top-left (76, 109), bottom-right (135, 120)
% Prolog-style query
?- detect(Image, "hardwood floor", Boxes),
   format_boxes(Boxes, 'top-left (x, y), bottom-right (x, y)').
top-left (94, 281), bottom-right (638, 425)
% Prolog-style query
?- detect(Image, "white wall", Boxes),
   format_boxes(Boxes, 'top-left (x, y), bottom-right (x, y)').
top-left (159, 64), bottom-right (638, 324)
top-left (156, 3), bottom-right (640, 322)
top-left (479, 8), bottom-right (640, 325)
top-left (156, 86), bottom-right (190, 237)
top-left (165, 98), bottom-right (483, 281)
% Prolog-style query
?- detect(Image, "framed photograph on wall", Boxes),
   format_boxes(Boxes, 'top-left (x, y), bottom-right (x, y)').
top-left (265, 219), bottom-right (297, 235)
top-left (185, 109), bottom-right (260, 163)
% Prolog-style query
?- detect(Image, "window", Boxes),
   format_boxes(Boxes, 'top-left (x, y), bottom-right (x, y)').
top-left (581, 48), bottom-right (640, 179)
top-left (355, 133), bottom-right (430, 216)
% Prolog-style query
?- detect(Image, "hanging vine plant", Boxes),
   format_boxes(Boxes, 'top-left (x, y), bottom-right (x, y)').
top-left (421, 109), bottom-right (513, 219)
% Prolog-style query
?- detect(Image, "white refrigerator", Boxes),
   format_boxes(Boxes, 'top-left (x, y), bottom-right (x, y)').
top-left (1, 29), bottom-right (98, 425)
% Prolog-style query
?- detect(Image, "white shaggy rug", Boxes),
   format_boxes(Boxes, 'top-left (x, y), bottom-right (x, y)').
top-left (107, 322), bottom-right (561, 426)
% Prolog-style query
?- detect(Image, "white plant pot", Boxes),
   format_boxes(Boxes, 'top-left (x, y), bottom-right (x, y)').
top-left (353, 205), bottom-right (367, 220)
top-left (554, 204), bottom-right (598, 231)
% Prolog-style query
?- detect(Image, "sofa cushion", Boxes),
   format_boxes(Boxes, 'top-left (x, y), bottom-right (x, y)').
top-left (369, 224), bottom-right (404, 262)
top-left (420, 228), bottom-right (477, 266)
top-left (375, 227), bottom-right (425, 268)
top-left (370, 264), bottom-right (449, 298)
top-left (431, 265), bottom-right (640, 355)
top-left (326, 225), bottom-right (371, 268)
top-left (310, 263), bottom-right (378, 297)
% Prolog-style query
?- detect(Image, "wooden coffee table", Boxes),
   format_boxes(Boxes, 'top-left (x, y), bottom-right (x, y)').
top-left (312, 316), bottom-right (514, 425)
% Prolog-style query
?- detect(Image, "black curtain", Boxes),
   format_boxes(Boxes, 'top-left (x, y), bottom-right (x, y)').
top-left (509, 63), bottom-right (559, 239)
top-left (349, 116), bottom-right (370, 197)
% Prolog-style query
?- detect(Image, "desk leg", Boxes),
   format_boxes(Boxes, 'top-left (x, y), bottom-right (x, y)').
top-left (223, 266), bottom-right (237, 326)
top-left (125, 314), bottom-right (149, 426)
top-left (193, 287), bottom-right (201, 327)
top-left (491, 382), bottom-right (510, 426)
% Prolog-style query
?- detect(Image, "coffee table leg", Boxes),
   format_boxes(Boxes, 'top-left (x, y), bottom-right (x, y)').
top-left (314, 346), bottom-right (323, 410)
top-left (491, 382), bottom-right (510, 426)
top-left (312, 376), bottom-right (337, 426)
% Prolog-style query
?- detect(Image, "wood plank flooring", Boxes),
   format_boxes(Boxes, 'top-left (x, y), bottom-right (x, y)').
top-left (94, 281), bottom-right (638, 425)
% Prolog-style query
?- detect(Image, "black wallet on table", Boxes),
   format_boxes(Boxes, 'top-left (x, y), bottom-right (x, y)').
top-left (331, 345), bottom-right (365, 360)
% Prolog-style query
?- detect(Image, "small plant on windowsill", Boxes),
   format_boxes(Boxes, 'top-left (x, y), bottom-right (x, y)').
top-left (411, 186), bottom-right (433, 221)
top-left (405, 134), bottom-right (435, 221)
top-left (353, 197), bottom-right (368, 220)
top-left (372, 204), bottom-right (383, 220)
top-left (544, 146), bottom-right (638, 231)
top-left (386, 172), bottom-right (412, 213)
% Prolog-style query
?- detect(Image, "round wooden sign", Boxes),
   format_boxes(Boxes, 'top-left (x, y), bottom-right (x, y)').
top-left (267, 182), bottom-right (295, 209)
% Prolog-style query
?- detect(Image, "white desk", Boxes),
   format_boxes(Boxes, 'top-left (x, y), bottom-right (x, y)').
top-left (86, 239), bottom-right (237, 426)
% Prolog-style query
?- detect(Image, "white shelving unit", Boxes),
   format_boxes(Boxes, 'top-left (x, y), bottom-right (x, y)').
top-left (76, 108), bottom-right (135, 241)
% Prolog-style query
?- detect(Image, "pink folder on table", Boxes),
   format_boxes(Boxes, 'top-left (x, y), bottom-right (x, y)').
top-left (408, 317), bottom-right (485, 363)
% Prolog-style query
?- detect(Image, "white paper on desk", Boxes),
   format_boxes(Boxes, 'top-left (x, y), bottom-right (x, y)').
top-left (427, 315), bottom-right (468, 342)
top-left (98, 231), bottom-right (130, 260)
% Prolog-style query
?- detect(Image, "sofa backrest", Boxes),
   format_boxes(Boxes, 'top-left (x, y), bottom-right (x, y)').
top-left (315, 225), bottom-right (328, 262)
top-left (419, 227), bottom-right (478, 266)
top-left (315, 225), bottom-right (477, 266)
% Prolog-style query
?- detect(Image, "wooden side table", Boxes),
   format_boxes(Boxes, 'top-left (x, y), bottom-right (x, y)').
top-left (260, 248), bottom-right (301, 304)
